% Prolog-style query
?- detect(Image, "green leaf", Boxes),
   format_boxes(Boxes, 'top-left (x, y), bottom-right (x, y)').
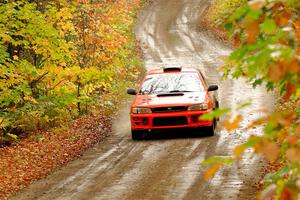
top-left (237, 101), bottom-right (252, 110)
top-left (202, 156), bottom-right (234, 166)
top-left (224, 23), bottom-right (234, 35)
top-left (201, 108), bottom-right (231, 120)
top-left (261, 18), bottom-right (277, 34)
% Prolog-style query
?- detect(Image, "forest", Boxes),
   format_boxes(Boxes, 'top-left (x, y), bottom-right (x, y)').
top-left (0, 0), bottom-right (142, 144)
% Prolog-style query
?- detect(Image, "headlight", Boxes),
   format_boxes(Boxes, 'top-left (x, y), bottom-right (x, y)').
top-left (132, 107), bottom-right (152, 114)
top-left (188, 103), bottom-right (208, 111)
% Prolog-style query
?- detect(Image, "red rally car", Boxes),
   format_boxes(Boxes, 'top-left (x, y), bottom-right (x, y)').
top-left (127, 66), bottom-right (219, 140)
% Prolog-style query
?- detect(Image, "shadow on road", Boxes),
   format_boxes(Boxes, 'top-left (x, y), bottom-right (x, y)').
top-left (140, 128), bottom-right (214, 140)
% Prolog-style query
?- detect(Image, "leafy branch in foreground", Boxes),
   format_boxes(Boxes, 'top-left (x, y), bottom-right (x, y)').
top-left (202, 0), bottom-right (300, 199)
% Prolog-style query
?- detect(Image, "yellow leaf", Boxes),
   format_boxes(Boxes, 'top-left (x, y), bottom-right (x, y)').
top-left (222, 115), bottom-right (242, 132)
top-left (23, 96), bottom-right (38, 104)
top-left (233, 144), bottom-right (246, 158)
top-left (247, 116), bottom-right (269, 129)
top-left (13, 55), bottom-right (19, 60)
top-left (203, 162), bottom-right (222, 181)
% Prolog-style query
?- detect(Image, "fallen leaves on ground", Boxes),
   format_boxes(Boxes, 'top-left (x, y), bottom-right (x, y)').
top-left (0, 112), bottom-right (112, 200)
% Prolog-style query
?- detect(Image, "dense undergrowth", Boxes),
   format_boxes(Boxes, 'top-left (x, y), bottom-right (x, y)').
top-left (0, 0), bottom-right (143, 145)
top-left (206, 0), bottom-right (247, 27)
top-left (202, 0), bottom-right (300, 199)
top-left (200, 0), bottom-right (246, 43)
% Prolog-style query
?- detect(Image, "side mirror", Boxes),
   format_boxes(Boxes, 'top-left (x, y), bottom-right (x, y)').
top-left (127, 88), bottom-right (137, 95)
top-left (208, 85), bottom-right (218, 92)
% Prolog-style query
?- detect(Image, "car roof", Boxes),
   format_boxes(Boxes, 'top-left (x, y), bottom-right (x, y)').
top-left (147, 66), bottom-right (199, 75)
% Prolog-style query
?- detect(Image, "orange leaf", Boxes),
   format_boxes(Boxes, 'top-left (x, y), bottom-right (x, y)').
top-left (286, 59), bottom-right (300, 73)
top-left (262, 142), bottom-right (279, 162)
top-left (275, 10), bottom-right (292, 27)
top-left (283, 81), bottom-right (296, 100)
top-left (277, 112), bottom-right (295, 126)
top-left (295, 125), bottom-right (300, 135)
top-left (222, 115), bottom-right (242, 132)
top-left (233, 33), bottom-right (240, 48)
top-left (203, 162), bottom-right (222, 181)
top-left (293, 20), bottom-right (300, 41)
top-left (254, 142), bottom-right (263, 153)
top-left (247, 116), bottom-right (269, 129)
top-left (280, 186), bottom-right (294, 200)
top-left (296, 48), bottom-right (300, 56)
top-left (267, 63), bottom-right (285, 82)
top-left (246, 21), bottom-right (259, 44)
top-left (286, 135), bottom-right (298, 145)
top-left (286, 148), bottom-right (300, 163)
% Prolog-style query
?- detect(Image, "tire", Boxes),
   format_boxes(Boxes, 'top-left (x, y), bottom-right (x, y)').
top-left (131, 130), bottom-right (144, 140)
top-left (206, 119), bottom-right (216, 136)
top-left (215, 100), bottom-right (220, 121)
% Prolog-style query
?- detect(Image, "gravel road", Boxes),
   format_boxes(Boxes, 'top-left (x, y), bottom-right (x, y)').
top-left (11, 0), bottom-right (275, 199)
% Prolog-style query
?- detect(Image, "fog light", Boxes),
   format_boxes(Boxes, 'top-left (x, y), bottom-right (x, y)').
top-left (191, 115), bottom-right (199, 123)
top-left (142, 118), bottom-right (149, 125)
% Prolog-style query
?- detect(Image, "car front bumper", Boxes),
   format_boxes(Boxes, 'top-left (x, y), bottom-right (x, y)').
top-left (130, 110), bottom-right (213, 131)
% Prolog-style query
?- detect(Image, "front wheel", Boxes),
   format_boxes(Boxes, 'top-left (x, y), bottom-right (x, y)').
top-left (206, 119), bottom-right (216, 136)
top-left (131, 130), bottom-right (144, 140)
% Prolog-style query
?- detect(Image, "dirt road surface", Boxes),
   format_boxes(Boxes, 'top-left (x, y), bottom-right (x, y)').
top-left (11, 0), bottom-right (275, 199)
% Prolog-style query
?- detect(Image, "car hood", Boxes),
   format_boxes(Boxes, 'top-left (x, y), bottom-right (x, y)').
top-left (133, 92), bottom-right (207, 107)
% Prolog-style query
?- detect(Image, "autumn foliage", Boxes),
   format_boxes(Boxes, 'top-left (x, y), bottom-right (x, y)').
top-left (202, 0), bottom-right (300, 199)
top-left (0, 0), bottom-right (142, 198)
top-left (0, 0), bottom-right (142, 144)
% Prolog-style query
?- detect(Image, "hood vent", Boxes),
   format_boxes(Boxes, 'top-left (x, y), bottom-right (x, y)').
top-left (157, 93), bottom-right (184, 97)
top-left (163, 66), bottom-right (182, 72)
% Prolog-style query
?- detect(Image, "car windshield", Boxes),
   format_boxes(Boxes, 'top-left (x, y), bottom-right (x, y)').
top-left (139, 72), bottom-right (204, 95)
